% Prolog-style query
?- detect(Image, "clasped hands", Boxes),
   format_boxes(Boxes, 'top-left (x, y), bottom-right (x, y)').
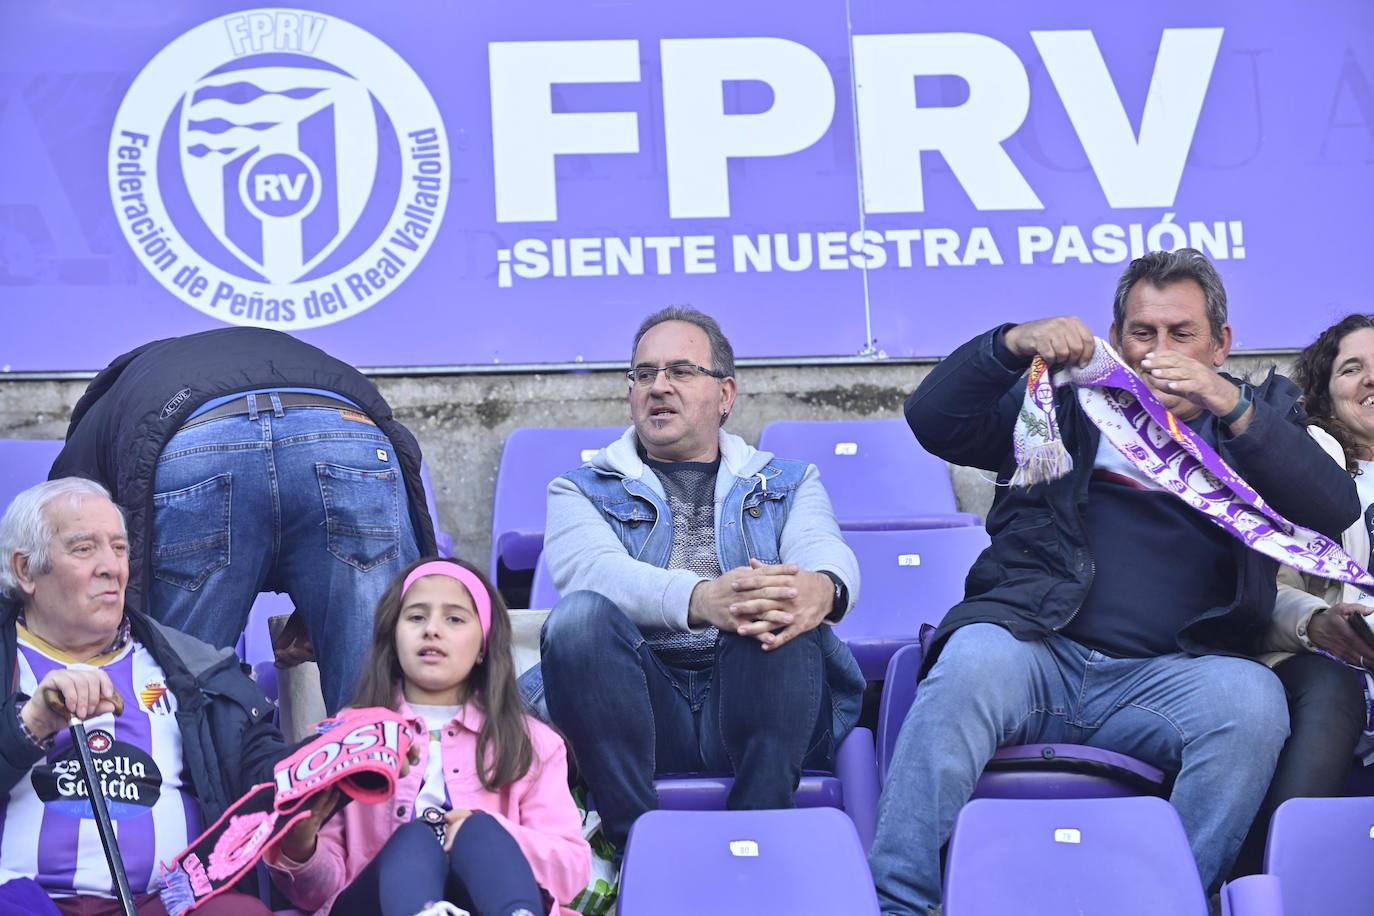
top-left (689, 559), bottom-right (833, 651)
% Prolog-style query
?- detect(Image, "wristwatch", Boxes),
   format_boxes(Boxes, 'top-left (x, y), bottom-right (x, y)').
top-left (1220, 382), bottom-right (1253, 427)
top-left (819, 570), bottom-right (850, 623)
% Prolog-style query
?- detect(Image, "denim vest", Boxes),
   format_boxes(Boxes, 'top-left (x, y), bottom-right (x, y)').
top-left (560, 457), bottom-right (865, 741)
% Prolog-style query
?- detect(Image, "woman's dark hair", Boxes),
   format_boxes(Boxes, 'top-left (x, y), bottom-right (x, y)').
top-left (351, 557), bottom-right (534, 791)
top-left (1291, 313), bottom-right (1374, 473)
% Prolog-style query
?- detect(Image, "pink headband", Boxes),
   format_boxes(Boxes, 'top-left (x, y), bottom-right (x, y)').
top-left (401, 561), bottom-right (492, 650)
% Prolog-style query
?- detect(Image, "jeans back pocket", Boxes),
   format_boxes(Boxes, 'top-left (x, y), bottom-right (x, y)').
top-left (316, 463), bottom-right (401, 571)
top-left (152, 473), bottom-right (232, 591)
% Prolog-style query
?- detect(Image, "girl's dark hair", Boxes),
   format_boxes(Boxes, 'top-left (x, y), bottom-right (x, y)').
top-left (1291, 313), bottom-right (1374, 474)
top-left (351, 557), bottom-right (535, 791)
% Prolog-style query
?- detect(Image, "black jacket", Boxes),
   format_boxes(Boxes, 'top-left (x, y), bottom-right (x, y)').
top-left (0, 600), bottom-right (289, 827)
top-left (907, 325), bottom-right (1360, 669)
top-left (50, 327), bottom-right (437, 613)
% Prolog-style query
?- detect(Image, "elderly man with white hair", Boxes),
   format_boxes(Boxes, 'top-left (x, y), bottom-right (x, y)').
top-left (0, 478), bottom-right (285, 915)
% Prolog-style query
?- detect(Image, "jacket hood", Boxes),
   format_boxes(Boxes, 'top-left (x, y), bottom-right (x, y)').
top-left (589, 427), bottom-right (774, 480)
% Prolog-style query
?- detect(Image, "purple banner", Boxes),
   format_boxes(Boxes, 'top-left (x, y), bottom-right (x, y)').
top-left (0, 1), bottom-right (1370, 370)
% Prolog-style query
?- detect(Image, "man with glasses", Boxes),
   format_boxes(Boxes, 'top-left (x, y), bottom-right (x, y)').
top-left (527, 306), bottom-right (863, 853)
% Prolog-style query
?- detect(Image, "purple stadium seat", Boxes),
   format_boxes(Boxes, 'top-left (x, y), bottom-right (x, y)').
top-left (757, 418), bottom-right (980, 530)
top-left (652, 725), bottom-right (880, 851)
top-left (529, 552), bottom-right (558, 610)
top-left (1264, 796), bottom-right (1374, 915)
top-left (418, 459), bottom-right (453, 556)
top-left (0, 439), bottom-right (63, 511)
top-left (835, 527), bottom-right (989, 679)
top-left (1221, 875), bottom-right (1284, 916)
top-left (238, 590), bottom-right (295, 668)
top-left (618, 807), bottom-right (880, 915)
top-left (489, 425), bottom-right (626, 583)
top-left (943, 797), bottom-right (1208, 915)
top-left (878, 643), bottom-right (1166, 796)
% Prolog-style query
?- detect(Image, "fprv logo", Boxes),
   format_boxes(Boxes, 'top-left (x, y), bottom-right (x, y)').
top-left (109, 9), bottom-right (447, 328)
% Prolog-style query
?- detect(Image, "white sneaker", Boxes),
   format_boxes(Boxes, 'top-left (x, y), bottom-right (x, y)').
top-left (411, 903), bottom-right (469, 916)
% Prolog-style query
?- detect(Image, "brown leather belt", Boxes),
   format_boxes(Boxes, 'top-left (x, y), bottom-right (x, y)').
top-left (179, 392), bottom-right (356, 430)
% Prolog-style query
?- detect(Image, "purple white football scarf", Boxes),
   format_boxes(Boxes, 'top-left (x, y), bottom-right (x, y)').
top-left (159, 707), bottom-right (413, 915)
top-left (1012, 339), bottom-right (1374, 590)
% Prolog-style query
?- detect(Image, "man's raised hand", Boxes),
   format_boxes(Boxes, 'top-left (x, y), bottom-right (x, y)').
top-left (1003, 317), bottom-right (1096, 368)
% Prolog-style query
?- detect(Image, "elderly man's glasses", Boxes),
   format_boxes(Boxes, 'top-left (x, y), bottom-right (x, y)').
top-left (626, 363), bottom-right (728, 388)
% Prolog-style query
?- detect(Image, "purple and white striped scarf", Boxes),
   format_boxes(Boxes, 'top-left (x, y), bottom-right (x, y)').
top-left (1012, 338), bottom-right (1374, 590)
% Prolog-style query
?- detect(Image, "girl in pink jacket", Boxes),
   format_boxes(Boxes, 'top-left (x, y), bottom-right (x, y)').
top-left (267, 558), bottom-right (591, 915)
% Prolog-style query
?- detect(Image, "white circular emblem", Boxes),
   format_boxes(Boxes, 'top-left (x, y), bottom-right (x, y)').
top-left (108, 9), bottom-right (448, 329)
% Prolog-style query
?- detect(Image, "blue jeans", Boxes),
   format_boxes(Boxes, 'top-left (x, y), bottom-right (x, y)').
top-left (539, 591), bottom-right (833, 850)
top-left (869, 623), bottom-right (1289, 915)
top-left (149, 395), bottom-right (419, 712)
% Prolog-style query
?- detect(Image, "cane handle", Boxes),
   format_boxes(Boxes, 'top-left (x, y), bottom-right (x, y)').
top-left (42, 686), bottom-right (125, 719)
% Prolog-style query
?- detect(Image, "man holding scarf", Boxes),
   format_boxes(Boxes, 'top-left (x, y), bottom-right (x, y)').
top-left (869, 249), bottom-right (1360, 915)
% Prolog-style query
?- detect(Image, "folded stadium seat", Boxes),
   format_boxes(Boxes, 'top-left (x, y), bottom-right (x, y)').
top-left (488, 425), bottom-right (626, 588)
top-left (234, 592), bottom-right (296, 710)
top-left (943, 797), bottom-right (1209, 915)
top-left (1221, 875), bottom-right (1284, 916)
top-left (835, 527), bottom-right (990, 680)
top-left (652, 724), bottom-right (880, 851)
top-left (618, 807), bottom-right (880, 915)
top-left (756, 419), bottom-right (981, 531)
top-left (1263, 796), bottom-right (1374, 915)
top-left (237, 591), bottom-right (295, 668)
top-left (0, 438), bottom-right (63, 511)
top-left (878, 644), bottom-right (1167, 797)
top-left (529, 552), bottom-right (559, 610)
top-left (418, 459), bottom-right (453, 556)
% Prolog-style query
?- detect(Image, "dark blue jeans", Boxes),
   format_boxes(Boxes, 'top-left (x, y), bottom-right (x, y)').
top-left (334, 815), bottom-right (543, 916)
top-left (540, 590), bottom-right (833, 851)
top-left (149, 395), bottom-right (420, 711)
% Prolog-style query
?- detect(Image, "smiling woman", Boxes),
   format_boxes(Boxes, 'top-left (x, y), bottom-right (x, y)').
top-left (1295, 317), bottom-right (1374, 469)
top-left (1234, 313), bottom-right (1374, 876)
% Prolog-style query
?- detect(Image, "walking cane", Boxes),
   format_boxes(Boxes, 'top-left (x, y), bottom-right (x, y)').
top-left (43, 686), bottom-right (138, 916)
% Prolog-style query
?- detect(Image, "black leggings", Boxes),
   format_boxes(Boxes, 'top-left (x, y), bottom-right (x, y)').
top-left (334, 812), bottom-right (544, 916)
top-left (1231, 652), bottom-right (1365, 877)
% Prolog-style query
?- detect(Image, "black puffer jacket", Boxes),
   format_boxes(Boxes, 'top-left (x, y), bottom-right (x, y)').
top-left (50, 328), bottom-right (437, 613)
top-left (907, 325), bottom-right (1360, 670)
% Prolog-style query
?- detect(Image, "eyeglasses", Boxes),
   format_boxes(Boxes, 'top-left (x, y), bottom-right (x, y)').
top-left (626, 363), bottom-right (728, 388)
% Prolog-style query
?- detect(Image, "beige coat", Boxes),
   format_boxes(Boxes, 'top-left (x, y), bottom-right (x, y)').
top-left (1262, 425), bottom-right (1370, 666)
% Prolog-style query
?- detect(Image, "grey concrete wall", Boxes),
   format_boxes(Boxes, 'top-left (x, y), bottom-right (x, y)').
top-left (0, 352), bottom-right (1291, 568)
